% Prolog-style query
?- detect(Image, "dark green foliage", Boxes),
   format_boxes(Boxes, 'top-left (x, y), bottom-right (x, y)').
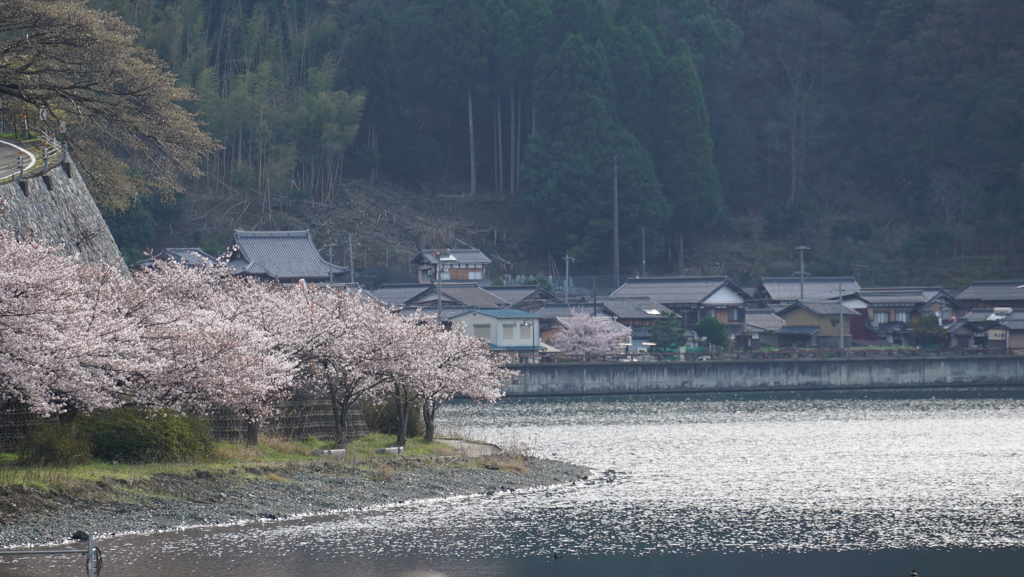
top-left (552, 0), bottom-right (614, 45)
top-left (520, 33), bottom-right (670, 264)
top-left (606, 26), bottom-right (655, 149)
top-left (80, 408), bottom-right (215, 464)
top-left (102, 197), bottom-right (156, 266)
top-left (433, 0), bottom-right (489, 100)
top-left (361, 398), bottom-right (424, 438)
top-left (649, 317), bottom-right (688, 352)
top-left (350, 4), bottom-right (403, 128)
top-left (614, 0), bottom-right (667, 49)
top-left (87, 0), bottom-right (1024, 281)
top-left (909, 314), bottom-right (946, 345)
top-left (901, 226), bottom-right (952, 260)
top-left (653, 40), bottom-right (723, 236)
top-left (695, 316), bottom-right (731, 349)
top-left (17, 423), bottom-right (92, 466)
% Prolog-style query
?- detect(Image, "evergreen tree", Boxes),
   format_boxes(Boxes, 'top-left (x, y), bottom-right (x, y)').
top-left (653, 39), bottom-right (723, 270)
top-left (433, 0), bottom-right (489, 194)
top-left (552, 0), bottom-right (613, 46)
top-left (520, 34), bottom-right (670, 265)
top-left (350, 3), bottom-right (403, 184)
top-left (485, 0), bottom-right (522, 193)
top-left (606, 25), bottom-right (655, 150)
top-left (614, 0), bottom-right (667, 49)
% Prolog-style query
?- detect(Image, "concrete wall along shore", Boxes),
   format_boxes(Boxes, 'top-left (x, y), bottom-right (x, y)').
top-left (505, 357), bottom-right (1024, 396)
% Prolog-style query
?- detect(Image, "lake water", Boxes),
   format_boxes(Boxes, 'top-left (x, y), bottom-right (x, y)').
top-left (6, 388), bottom-right (1024, 577)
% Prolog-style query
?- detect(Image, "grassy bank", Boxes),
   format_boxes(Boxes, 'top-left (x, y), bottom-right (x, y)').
top-left (0, 433), bottom-right (523, 492)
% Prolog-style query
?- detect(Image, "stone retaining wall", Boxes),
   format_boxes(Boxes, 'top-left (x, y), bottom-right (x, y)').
top-left (0, 158), bottom-right (128, 274)
top-left (505, 356), bottom-right (1024, 396)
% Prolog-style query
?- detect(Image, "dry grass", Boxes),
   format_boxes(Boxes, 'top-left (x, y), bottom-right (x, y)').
top-left (365, 461), bottom-right (396, 481)
top-left (477, 452), bottom-right (529, 474)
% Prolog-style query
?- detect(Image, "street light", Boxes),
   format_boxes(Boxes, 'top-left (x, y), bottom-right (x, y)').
top-left (795, 246), bottom-right (810, 300)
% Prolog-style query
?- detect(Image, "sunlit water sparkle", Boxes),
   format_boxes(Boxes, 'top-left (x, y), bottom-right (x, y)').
top-left (5, 388), bottom-right (1024, 577)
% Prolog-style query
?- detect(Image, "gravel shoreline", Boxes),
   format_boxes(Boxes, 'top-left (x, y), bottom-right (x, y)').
top-left (0, 457), bottom-right (591, 548)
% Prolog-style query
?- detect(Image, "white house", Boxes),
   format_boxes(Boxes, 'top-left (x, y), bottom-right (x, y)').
top-left (449, 309), bottom-right (541, 361)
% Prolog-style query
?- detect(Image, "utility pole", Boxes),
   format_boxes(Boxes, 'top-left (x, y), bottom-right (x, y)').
top-left (612, 155), bottom-right (620, 287)
top-left (795, 246), bottom-right (810, 300)
top-left (838, 283), bottom-right (845, 350)
top-left (348, 234), bottom-right (355, 284)
top-left (641, 225), bottom-right (647, 278)
top-left (564, 254), bottom-right (573, 304)
top-left (325, 243), bottom-right (337, 284)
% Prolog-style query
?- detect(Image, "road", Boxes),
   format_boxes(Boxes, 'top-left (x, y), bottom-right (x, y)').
top-left (0, 139), bottom-right (36, 181)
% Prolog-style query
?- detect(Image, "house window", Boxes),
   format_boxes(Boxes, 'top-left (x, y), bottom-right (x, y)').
top-left (468, 270), bottom-right (483, 280)
top-left (520, 323), bottom-right (531, 339)
top-left (873, 311), bottom-right (890, 325)
top-left (895, 311), bottom-right (909, 323)
top-left (439, 270), bottom-right (451, 280)
top-left (728, 308), bottom-right (741, 322)
top-left (502, 324), bottom-right (515, 339)
top-left (473, 324), bottom-right (490, 339)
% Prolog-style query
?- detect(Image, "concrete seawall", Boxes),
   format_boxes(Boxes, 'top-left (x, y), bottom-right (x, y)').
top-left (505, 356), bottom-right (1024, 396)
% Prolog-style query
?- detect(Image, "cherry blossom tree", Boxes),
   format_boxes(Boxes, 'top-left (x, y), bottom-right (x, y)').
top-left (288, 283), bottom-right (423, 443)
top-left (553, 308), bottom-right (632, 358)
top-left (127, 261), bottom-right (295, 436)
top-left (414, 321), bottom-right (515, 443)
top-left (0, 231), bottom-right (150, 420)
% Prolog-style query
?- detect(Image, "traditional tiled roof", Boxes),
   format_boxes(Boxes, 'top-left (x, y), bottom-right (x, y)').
top-left (857, 287), bottom-right (963, 310)
top-left (599, 297), bottom-right (675, 319)
top-left (957, 281), bottom-right (1024, 302)
top-left (454, 309), bottom-right (538, 320)
top-left (371, 284), bottom-right (433, 306)
top-left (776, 325), bottom-right (820, 336)
top-left (945, 319), bottom-right (980, 334)
top-left (780, 300), bottom-right (859, 317)
top-left (411, 249), bottom-right (492, 266)
top-left (966, 309), bottom-right (1024, 330)
top-left (744, 309), bottom-right (785, 333)
top-left (230, 231), bottom-right (347, 281)
top-left (759, 277), bottom-right (860, 302)
top-left (610, 277), bottom-right (748, 305)
top-left (1001, 312), bottom-right (1024, 331)
top-left (555, 315), bottom-right (630, 333)
top-left (534, 303), bottom-right (606, 319)
top-left (439, 283), bottom-right (510, 308)
top-left (137, 248), bottom-right (217, 268)
top-left (482, 285), bottom-right (558, 307)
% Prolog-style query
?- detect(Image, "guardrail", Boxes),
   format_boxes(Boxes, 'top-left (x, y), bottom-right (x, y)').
top-left (0, 531), bottom-right (99, 576)
top-left (515, 347), bottom-right (1022, 364)
top-left (0, 134), bottom-right (64, 183)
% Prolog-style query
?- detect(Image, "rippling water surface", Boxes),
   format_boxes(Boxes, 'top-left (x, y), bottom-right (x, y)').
top-left (6, 388), bottom-right (1024, 577)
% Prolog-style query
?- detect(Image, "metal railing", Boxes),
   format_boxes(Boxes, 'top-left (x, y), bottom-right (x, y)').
top-left (514, 346), bottom-right (1023, 365)
top-left (0, 134), bottom-right (64, 183)
top-left (0, 531), bottom-right (99, 576)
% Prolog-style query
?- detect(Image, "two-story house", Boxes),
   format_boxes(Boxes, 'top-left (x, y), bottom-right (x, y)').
top-left (609, 277), bottom-right (750, 330)
top-left (776, 301), bottom-right (857, 348)
top-left (852, 287), bottom-right (966, 344)
top-left (411, 249), bottom-right (491, 284)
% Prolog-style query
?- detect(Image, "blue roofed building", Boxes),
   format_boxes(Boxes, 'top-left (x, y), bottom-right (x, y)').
top-left (449, 309), bottom-right (541, 361)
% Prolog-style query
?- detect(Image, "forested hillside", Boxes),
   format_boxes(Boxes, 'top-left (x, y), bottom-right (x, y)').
top-left (93, 0), bottom-right (1024, 286)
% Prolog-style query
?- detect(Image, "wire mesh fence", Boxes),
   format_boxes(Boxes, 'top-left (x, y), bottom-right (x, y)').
top-left (0, 399), bottom-right (368, 452)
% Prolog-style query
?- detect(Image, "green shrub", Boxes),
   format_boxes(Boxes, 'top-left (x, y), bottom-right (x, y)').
top-left (17, 423), bottom-right (92, 466)
top-left (80, 408), bottom-right (215, 463)
top-left (360, 398), bottom-right (424, 438)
